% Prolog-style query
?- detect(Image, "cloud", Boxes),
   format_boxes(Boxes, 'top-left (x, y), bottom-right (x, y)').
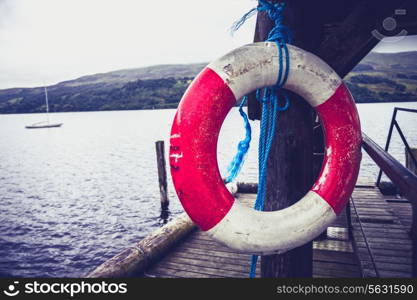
top-left (0, 0), bottom-right (256, 89)
top-left (1, 0), bottom-right (415, 89)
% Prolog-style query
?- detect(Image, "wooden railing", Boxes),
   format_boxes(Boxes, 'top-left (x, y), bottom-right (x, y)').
top-left (362, 133), bottom-right (417, 276)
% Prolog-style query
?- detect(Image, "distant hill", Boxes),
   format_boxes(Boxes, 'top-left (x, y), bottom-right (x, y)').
top-left (0, 52), bottom-right (416, 114)
top-left (55, 63), bottom-right (207, 90)
top-left (346, 51), bottom-right (417, 103)
top-left (0, 63), bottom-right (205, 113)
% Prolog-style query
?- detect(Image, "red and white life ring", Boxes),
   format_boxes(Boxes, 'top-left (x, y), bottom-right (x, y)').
top-left (169, 42), bottom-right (362, 255)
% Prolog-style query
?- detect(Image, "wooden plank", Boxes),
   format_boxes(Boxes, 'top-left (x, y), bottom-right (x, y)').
top-left (353, 236), bottom-right (412, 246)
top-left (313, 261), bottom-right (359, 273)
top-left (183, 241), bottom-right (242, 253)
top-left (326, 227), bottom-right (349, 241)
top-left (355, 246), bottom-right (411, 259)
top-left (313, 240), bottom-right (353, 253)
top-left (149, 266), bottom-right (223, 278)
top-left (372, 255), bottom-right (411, 265)
top-left (378, 270), bottom-right (411, 278)
top-left (358, 218), bottom-right (395, 224)
top-left (168, 247), bottom-right (257, 265)
top-left (174, 246), bottom-right (252, 261)
top-left (176, 245), bottom-right (358, 267)
top-left (354, 230), bottom-right (410, 240)
top-left (185, 237), bottom-right (358, 255)
top-left (161, 254), bottom-right (255, 274)
top-left (354, 207), bottom-right (394, 213)
top-left (175, 246), bottom-right (252, 260)
top-left (373, 262), bottom-right (412, 273)
top-left (354, 241), bottom-right (412, 251)
top-left (144, 270), bottom-right (182, 278)
top-left (313, 266), bottom-right (361, 278)
top-left (359, 236), bottom-right (413, 245)
top-left (154, 261), bottom-right (251, 278)
top-left (351, 185), bottom-right (414, 278)
top-left (358, 223), bottom-right (408, 230)
top-left (313, 250), bottom-right (358, 265)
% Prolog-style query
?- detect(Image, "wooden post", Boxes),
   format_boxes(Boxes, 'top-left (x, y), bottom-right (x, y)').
top-left (155, 141), bottom-right (169, 209)
top-left (252, 0), bottom-right (322, 278)
top-left (261, 94), bottom-right (314, 278)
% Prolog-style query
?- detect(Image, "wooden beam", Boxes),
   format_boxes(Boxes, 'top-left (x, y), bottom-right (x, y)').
top-left (248, 0), bottom-right (416, 120)
top-left (318, 0), bottom-right (416, 78)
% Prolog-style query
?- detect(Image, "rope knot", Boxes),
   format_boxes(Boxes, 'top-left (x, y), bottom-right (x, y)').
top-left (257, 0), bottom-right (284, 28)
top-left (232, 1), bottom-right (292, 44)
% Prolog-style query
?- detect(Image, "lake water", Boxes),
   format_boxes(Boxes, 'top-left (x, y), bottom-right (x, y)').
top-left (1, 102), bottom-right (416, 277)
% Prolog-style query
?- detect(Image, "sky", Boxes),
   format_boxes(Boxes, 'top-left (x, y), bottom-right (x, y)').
top-left (0, 0), bottom-right (416, 89)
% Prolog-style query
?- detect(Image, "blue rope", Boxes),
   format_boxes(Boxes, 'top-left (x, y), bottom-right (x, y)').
top-left (226, 0), bottom-right (291, 185)
top-left (224, 96), bottom-right (251, 184)
top-left (226, 0), bottom-right (291, 277)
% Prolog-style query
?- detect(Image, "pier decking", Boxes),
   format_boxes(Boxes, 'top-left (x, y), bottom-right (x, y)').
top-left (144, 192), bottom-right (361, 278)
top-left (87, 180), bottom-right (414, 278)
top-left (143, 183), bottom-right (413, 278)
top-left (350, 184), bottom-right (413, 277)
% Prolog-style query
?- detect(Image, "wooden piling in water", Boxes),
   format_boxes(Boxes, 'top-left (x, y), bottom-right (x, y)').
top-left (155, 140), bottom-right (169, 209)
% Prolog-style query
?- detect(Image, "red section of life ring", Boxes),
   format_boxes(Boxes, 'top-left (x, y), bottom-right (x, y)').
top-left (170, 68), bottom-right (236, 230)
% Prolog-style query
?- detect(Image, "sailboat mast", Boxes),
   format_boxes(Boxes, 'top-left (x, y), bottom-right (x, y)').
top-left (44, 87), bottom-right (50, 125)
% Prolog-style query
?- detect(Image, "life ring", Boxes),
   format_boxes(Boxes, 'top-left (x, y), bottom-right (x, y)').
top-left (169, 42), bottom-right (362, 255)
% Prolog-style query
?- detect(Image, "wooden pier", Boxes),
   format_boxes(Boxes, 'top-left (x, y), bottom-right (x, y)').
top-left (142, 184), bottom-right (413, 278)
top-left (87, 178), bottom-right (414, 278)
top-left (85, 130), bottom-right (417, 279)
top-left (144, 192), bottom-right (360, 278)
top-left (350, 184), bottom-right (413, 278)
top-left (87, 1), bottom-right (417, 279)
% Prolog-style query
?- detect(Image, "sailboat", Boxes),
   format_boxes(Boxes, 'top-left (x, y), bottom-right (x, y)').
top-left (25, 87), bottom-right (62, 129)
